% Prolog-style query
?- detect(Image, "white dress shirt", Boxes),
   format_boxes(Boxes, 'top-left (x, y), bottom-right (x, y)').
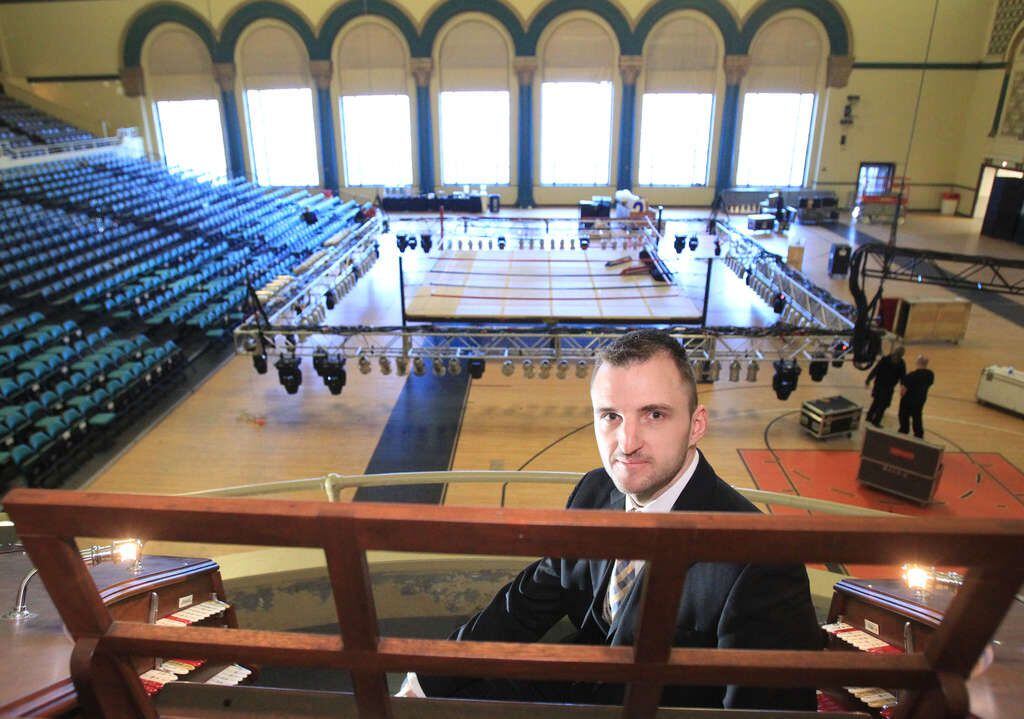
top-left (397, 450), bottom-right (701, 698)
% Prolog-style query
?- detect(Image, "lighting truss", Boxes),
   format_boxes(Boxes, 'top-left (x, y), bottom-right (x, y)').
top-left (850, 243), bottom-right (1024, 297)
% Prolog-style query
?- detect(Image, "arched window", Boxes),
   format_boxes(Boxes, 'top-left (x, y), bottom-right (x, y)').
top-left (336, 21), bottom-right (414, 187)
top-left (437, 19), bottom-right (512, 186)
top-left (735, 17), bottom-right (823, 187)
top-left (540, 17), bottom-right (616, 185)
top-left (239, 23), bottom-right (320, 186)
top-left (144, 25), bottom-right (226, 179)
top-left (638, 15), bottom-right (720, 186)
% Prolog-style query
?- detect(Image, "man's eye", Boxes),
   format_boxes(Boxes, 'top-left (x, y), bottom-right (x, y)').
top-left (602, 413), bottom-right (619, 422)
top-left (650, 411), bottom-right (663, 419)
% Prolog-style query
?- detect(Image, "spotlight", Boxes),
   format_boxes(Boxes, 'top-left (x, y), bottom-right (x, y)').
top-left (379, 356), bottom-right (392, 375)
top-left (728, 359), bottom-right (741, 382)
top-left (580, 237), bottom-right (589, 250)
top-left (502, 359), bottom-right (514, 376)
top-left (831, 339), bottom-right (850, 368)
top-left (421, 234), bottom-right (433, 253)
top-left (522, 359), bottom-right (535, 378)
top-left (322, 354), bottom-right (346, 395)
top-left (808, 357), bottom-right (829, 382)
top-left (396, 234), bottom-right (408, 252)
top-left (468, 358), bottom-right (485, 379)
top-left (313, 347), bottom-right (328, 377)
top-left (253, 352), bottom-right (268, 374)
top-left (771, 293), bottom-right (786, 314)
top-left (688, 236), bottom-right (699, 251)
top-left (746, 359), bottom-right (760, 382)
top-left (710, 359), bottom-right (721, 381)
top-left (448, 357), bottom-right (461, 375)
top-left (413, 356), bottom-right (425, 376)
top-left (539, 359), bottom-right (552, 379)
top-left (325, 290), bottom-right (337, 310)
top-left (556, 359), bottom-right (569, 379)
top-left (432, 357), bottom-right (446, 376)
top-left (395, 356), bottom-right (409, 376)
top-left (358, 355), bottom-right (372, 375)
top-left (275, 355), bottom-right (302, 394)
top-left (771, 359), bottom-right (800, 400)
top-left (714, 239), bottom-right (722, 256)
top-left (497, 236), bottom-right (506, 250)
top-left (674, 235), bottom-right (685, 254)
top-left (575, 360), bottom-right (589, 379)
top-left (407, 236), bottom-right (418, 250)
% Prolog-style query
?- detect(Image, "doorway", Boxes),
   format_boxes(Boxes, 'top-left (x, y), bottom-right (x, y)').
top-left (973, 163), bottom-right (1024, 218)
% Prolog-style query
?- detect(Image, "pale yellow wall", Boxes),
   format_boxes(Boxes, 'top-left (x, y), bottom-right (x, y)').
top-left (0, 0), bottom-right (1010, 210)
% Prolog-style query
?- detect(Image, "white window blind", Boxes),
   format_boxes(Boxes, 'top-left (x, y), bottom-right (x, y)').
top-left (734, 92), bottom-right (815, 187)
top-left (155, 99), bottom-right (227, 180)
top-left (540, 81), bottom-right (613, 185)
top-left (439, 91), bottom-right (510, 185)
top-left (637, 93), bottom-right (713, 186)
top-left (245, 88), bottom-right (320, 186)
top-left (340, 94), bottom-right (413, 186)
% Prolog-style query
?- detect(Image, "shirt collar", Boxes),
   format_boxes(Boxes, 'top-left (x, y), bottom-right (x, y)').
top-left (625, 449), bottom-right (700, 513)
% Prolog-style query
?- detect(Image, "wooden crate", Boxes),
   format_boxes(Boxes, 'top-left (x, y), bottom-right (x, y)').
top-left (893, 296), bottom-right (971, 343)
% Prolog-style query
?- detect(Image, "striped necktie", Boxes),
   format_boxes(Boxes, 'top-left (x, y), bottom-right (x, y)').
top-left (605, 508), bottom-right (644, 623)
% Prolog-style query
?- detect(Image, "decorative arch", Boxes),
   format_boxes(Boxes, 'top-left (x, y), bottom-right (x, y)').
top-left (216, 1), bottom-right (317, 63)
top-left (317, 0), bottom-right (418, 60)
top-left (739, 0), bottom-right (850, 56)
top-left (418, 0), bottom-right (525, 57)
top-left (634, 0), bottom-right (740, 55)
top-left (523, 0), bottom-right (632, 56)
top-left (122, 2), bottom-right (216, 69)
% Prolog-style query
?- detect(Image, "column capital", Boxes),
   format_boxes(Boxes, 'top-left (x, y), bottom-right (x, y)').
top-left (410, 57), bottom-right (433, 87)
top-left (723, 54), bottom-right (751, 85)
top-left (119, 66), bottom-right (144, 97)
top-left (513, 56), bottom-right (538, 86)
top-left (619, 55), bottom-right (644, 84)
top-left (213, 62), bottom-right (236, 93)
top-left (309, 60), bottom-right (333, 90)
top-left (827, 55), bottom-right (856, 88)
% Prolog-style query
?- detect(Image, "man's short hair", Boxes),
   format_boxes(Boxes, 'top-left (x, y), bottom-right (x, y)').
top-left (892, 345), bottom-right (905, 360)
top-left (917, 355), bottom-right (929, 367)
top-left (593, 329), bottom-right (698, 412)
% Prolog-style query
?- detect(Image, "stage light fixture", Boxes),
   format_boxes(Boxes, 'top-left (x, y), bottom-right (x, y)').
top-left (421, 235), bottom-right (433, 253)
top-left (408, 236), bottom-right (418, 250)
top-left (522, 359), bottom-right (535, 378)
top-left (728, 359), bottom-right (741, 382)
top-left (746, 359), bottom-right (760, 382)
top-left (325, 290), bottom-right (336, 310)
top-left (379, 356), bottom-right (392, 375)
top-left (674, 235), bottom-right (685, 254)
top-left (395, 356), bottom-right (409, 376)
top-left (275, 355), bottom-right (302, 395)
top-left (498, 236), bottom-right (506, 249)
top-left (830, 339), bottom-right (850, 368)
top-left (432, 357), bottom-right (446, 376)
top-left (689, 236), bottom-right (699, 251)
top-left (312, 347), bottom-right (328, 377)
top-left (714, 239), bottom-right (722, 256)
top-left (448, 357), bottom-right (461, 375)
top-left (539, 359), bottom-right (552, 379)
top-left (252, 352), bottom-right (268, 374)
top-left (322, 355), bottom-right (346, 395)
top-left (556, 359), bottom-right (569, 379)
top-left (358, 355), bottom-right (372, 375)
top-left (771, 293), bottom-right (786, 314)
top-left (711, 359), bottom-right (721, 381)
top-left (502, 359), bottom-right (515, 376)
top-left (468, 358), bottom-right (485, 379)
top-left (808, 357), bottom-right (829, 382)
top-left (771, 359), bottom-right (800, 400)
top-left (580, 237), bottom-right (589, 250)
top-left (576, 360), bottom-right (589, 379)
top-left (413, 356), bottom-right (426, 376)
top-left (396, 234), bottom-right (408, 252)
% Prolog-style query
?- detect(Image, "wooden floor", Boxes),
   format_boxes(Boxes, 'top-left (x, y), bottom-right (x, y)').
top-left (84, 209), bottom-right (1024, 533)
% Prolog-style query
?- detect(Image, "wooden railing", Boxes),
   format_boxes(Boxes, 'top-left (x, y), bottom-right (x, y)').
top-left (4, 488), bottom-right (1024, 719)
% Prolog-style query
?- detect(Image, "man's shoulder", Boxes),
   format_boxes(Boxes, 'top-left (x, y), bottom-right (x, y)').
top-left (569, 467), bottom-right (617, 508)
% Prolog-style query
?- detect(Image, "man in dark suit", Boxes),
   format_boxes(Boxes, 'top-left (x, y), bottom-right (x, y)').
top-left (898, 355), bottom-right (935, 439)
top-left (865, 345), bottom-right (906, 427)
top-left (399, 329), bottom-right (823, 709)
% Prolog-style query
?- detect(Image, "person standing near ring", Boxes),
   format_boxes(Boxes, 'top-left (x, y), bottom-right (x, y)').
top-left (898, 355), bottom-right (934, 439)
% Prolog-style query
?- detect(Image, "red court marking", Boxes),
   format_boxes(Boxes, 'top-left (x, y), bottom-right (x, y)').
top-left (739, 449), bottom-right (1024, 578)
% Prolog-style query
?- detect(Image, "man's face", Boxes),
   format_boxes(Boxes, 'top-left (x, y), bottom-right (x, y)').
top-left (590, 352), bottom-right (707, 504)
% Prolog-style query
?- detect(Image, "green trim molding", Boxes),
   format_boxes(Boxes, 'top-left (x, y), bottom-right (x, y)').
top-left (316, 1), bottom-right (419, 59)
top-left (122, 2), bottom-right (217, 67)
top-left (416, 0), bottom-right (526, 57)
top-left (215, 1), bottom-right (317, 63)
top-left (739, 0), bottom-right (849, 55)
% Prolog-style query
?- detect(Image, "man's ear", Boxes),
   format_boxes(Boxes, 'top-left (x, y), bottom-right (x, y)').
top-left (689, 404), bottom-right (708, 447)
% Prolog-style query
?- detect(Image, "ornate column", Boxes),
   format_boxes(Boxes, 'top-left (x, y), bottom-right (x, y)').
top-left (213, 62), bottom-right (246, 179)
top-left (714, 54), bottom-right (751, 197)
top-left (616, 55), bottom-right (643, 191)
top-left (513, 56), bottom-right (538, 207)
top-left (826, 55), bottom-right (855, 89)
top-left (310, 60), bottom-right (338, 191)
top-left (410, 57), bottom-right (435, 194)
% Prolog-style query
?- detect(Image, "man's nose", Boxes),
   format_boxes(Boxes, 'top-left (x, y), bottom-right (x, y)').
top-left (618, 419), bottom-right (642, 454)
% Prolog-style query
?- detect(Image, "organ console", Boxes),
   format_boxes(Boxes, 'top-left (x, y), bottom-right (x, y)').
top-left (822, 577), bottom-right (1023, 718)
top-left (0, 544), bottom-right (254, 716)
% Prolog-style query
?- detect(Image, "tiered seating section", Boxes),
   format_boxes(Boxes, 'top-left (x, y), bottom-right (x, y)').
top-left (1, 148), bottom-right (369, 492)
top-left (0, 92), bottom-right (94, 154)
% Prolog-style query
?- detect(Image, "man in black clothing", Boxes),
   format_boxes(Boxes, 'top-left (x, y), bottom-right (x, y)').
top-left (899, 355), bottom-right (935, 439)
top-left (864, 345), bottom-right (906, 427)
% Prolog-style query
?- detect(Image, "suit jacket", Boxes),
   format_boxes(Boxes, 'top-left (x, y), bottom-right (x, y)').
top-left (419, 452), bottom-right (824, 709)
